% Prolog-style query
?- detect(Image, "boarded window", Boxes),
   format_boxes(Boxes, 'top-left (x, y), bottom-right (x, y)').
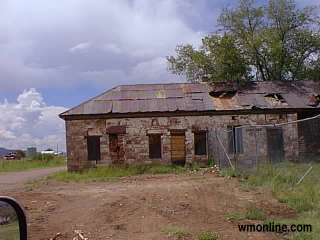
top-left (87, 136), bottom-right (101, 161)
top-left (149, 134), bottom-right (162, 159)
top-left (194, 132), bottom-right (207, 155)
top-left (228, 126), bottom-right (244, 154)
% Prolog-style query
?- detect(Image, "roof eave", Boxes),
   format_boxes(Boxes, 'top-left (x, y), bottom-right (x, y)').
top-left (59, 107), bottom-right (320, 121)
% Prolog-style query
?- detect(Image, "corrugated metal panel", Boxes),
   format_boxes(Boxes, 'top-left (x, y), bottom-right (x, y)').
top-left (236, 94), bottom-right (269, 109)
top-left (60, 81), bottom-right (320, 117)
top-left (68, 104), bottom-right (84, 115)
top-left (83, 101), bottom-right (113, 114)
top-left (166, 98), bottom-right (179, 112)
top-left (213, 98), bottom-right (235, 110)
top-left (282, 93), bottom-right (312, 109)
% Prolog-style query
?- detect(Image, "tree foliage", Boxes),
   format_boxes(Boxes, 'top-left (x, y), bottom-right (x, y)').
top-left (167, 0), bottom-right (320, 83)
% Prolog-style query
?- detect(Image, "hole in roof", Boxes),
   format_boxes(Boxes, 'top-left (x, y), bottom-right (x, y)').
top-left (251, 105), bottom-right (262, 110)
top-left (308, 94), bottom-right (320, 107)
top-left (264, 93), bottom-right (286, 103)
top-left (209, 90), bottom-right (237, 98)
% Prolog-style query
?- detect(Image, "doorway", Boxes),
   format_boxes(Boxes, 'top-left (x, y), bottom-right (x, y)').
top-left (87, 136), bottom-right (101, 162)
top-left (171, 132), bottom-right (186, 166)
top-left (267, 127), bottom-right (284, 163)
top-left (109, 134), bottom-right (124, 164)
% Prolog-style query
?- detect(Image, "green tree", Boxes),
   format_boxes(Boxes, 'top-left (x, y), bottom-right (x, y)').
top-left (167, 34), bottom-right (251, 84)
top-left (168, 0), bottom-right (320, 83)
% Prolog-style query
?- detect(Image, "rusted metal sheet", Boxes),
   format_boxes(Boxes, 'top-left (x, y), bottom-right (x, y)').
top-left (166, 98), bottom-right (179, 112)
top-left (236, 94), bottom-right (266, 109)
top-left (60, 81), bottom-right (320, 118)
top-left (82, 101), bottom-right (112, 114)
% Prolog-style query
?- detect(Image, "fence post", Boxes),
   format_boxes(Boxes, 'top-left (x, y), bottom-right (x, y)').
top-left (297, 165), bottom-right (313, 185)
top-left (234, 127), bottom-right (237, 171)
top-left (214, 128), bottom-right (220, 168)
top-left (254, 127), bottom-right (258, 171)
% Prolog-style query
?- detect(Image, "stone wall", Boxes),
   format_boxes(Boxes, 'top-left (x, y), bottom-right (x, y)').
top-left (65, 113), bottom-right (299, 171)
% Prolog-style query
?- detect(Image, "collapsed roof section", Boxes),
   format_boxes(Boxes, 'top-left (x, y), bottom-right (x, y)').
top-left (210, 81), bottom-right (320, 111)
top-left (60, 81), bottom-right (320, 119)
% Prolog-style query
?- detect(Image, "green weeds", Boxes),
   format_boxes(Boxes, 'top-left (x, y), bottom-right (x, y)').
top-left (50, 164), bottom-right (186, 182)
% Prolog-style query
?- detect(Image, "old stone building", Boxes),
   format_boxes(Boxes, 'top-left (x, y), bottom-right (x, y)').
top-left (60, 81), bottom-right (320, 171)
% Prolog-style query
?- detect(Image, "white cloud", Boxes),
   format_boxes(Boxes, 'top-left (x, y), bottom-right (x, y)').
top-left (0, 0), bottom-right (206, 92)
top-left (0, 89), bottom-right (67, 151)
top-left (1, 0), bottom-right (317, 94)
top-left (69, 42), bottom-right (92, 53)
top-left (0, 129), bottom-right (15, 140)
top-left (80, 56), bottom-right (184, 88)
top-left (102, 43), bottom-right (122, 54)
top-left (131, 57), bottom-right (184, 83)
top-left (17, 88), bottom-right (44, 109)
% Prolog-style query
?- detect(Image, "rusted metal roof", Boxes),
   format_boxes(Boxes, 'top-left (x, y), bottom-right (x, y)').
top-left (60, 81), bottom-right (320, 118)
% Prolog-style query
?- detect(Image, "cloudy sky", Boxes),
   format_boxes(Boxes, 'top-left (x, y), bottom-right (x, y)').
top-left (0, 0), bottom-right (318, 151)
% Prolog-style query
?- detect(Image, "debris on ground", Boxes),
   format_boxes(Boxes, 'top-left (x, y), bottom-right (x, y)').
top-left (189, 165), bottom-right (220, 175)
top-left (73, 230), bottom-right (88, 240)
top-left (49, 232), bottom-right (62, 240)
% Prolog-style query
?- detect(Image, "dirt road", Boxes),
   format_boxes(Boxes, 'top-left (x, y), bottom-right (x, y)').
top-left (4, 172), bottom-right (294, 240)
top-left (0, 167), bottom-right (65, 191)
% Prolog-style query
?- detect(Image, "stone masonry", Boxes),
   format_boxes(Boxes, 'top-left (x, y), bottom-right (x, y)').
top-left (65, 113), bottom-right (299, 171)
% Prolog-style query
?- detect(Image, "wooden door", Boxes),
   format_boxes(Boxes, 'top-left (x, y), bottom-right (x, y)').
top-left (171, 133), bottom-right (186, 165)
top-left (267, 128), bottom-right (284, 163)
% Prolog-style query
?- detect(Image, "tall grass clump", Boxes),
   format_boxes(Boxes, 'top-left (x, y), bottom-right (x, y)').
top-left (243, 162), bottom-right (320, 239)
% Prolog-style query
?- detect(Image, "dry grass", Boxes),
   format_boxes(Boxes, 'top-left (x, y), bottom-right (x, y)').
top-left (0, 156), bottom-right (65, 173)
